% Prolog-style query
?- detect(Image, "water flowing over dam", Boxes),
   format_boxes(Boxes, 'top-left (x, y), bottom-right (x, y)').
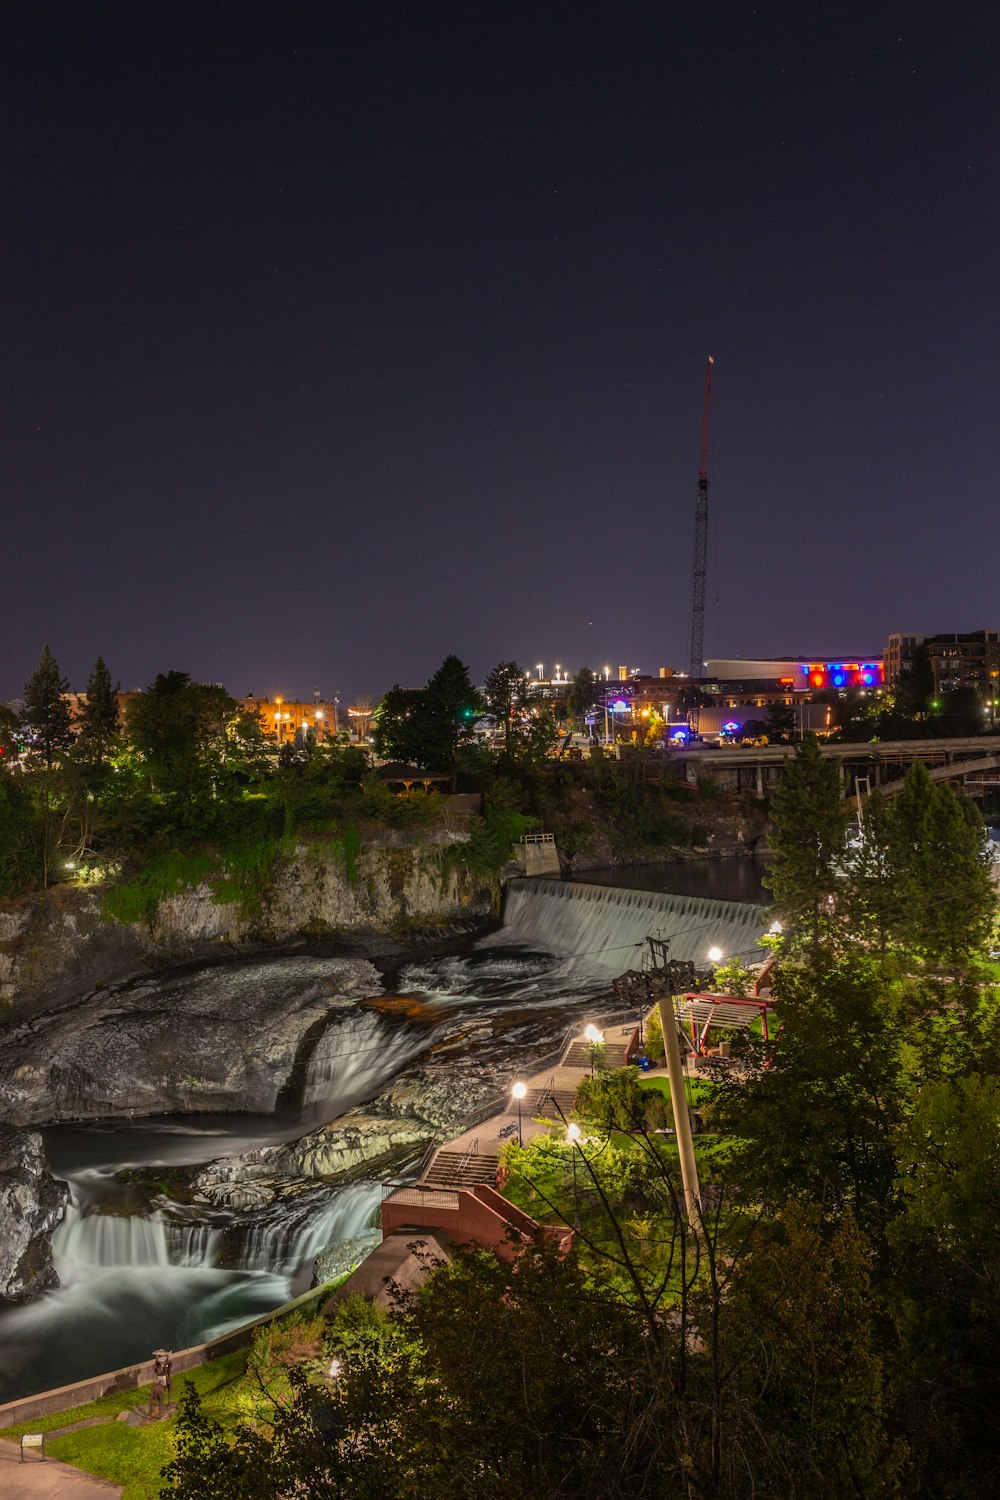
top-left (0, 861), bottom-right (768, 1404)
top-left (492, 877), bottom-right (769, 976)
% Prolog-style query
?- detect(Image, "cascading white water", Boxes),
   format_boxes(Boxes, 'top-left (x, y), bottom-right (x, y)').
top-left (53, 1203), bottom-right (224, 1275)
top-left (231, 1182), bottom-right (381, 1273)
top-left (300, 1009), bottom-right (430, 1121)
top-left (488, 878), bottom-right (768, 976)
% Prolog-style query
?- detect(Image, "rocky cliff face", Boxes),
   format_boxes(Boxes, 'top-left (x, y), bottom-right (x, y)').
top-left (0, 956), bottom-right (390, 1127)
top-left (0, 1128), bottom-right (70, 1303)
top-left (0, 830), bottom-right (489, 1016)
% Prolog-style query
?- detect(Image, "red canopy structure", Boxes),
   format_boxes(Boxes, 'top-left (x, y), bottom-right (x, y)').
top-left (673, 991), bottom-right (779, 1058)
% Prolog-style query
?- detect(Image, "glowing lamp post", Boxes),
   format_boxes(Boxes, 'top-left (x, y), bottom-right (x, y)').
top-left (511, 1080), bottom-right (527, 1145)
top-left (583, 1023), bottom-right (605, 1078)
top-left (708, 946), bottom-right (723, 965)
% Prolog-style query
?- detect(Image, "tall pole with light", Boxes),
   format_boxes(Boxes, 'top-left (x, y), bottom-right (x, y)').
top-left (511, 1080), bottom-right (526, 1146)
top-left (584, 1023), bottom-right (604, 1079)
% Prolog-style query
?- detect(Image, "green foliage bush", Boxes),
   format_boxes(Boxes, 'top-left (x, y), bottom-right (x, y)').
top-left (103, 851), bottom-right (215, 924)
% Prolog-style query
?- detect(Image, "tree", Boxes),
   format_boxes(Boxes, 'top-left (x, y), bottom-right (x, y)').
top-left (888, 1075), bottom-right (1000, 1495)
top-left (888, 762), bottom-right (995, 971)
top-left (0, 768), bottom-right (42, 895)
top-left (481, 661), bottom-right (529, 756)
top-left (842, 790), bottom-right (904, 964)
top-left (124, 673), bottom-right (244, 833)
top-left (370, 685), bottom-right (426, 764)
top-left (707, 959), bottom-right (905, 1237)
top-left (721, 1201), bottom-right (903, 1498)
top-left (422, 654), bottom-right (481, 773)
top-left (21, 644), bottom-right (73, 768)
top-left (764, 733), bottom-right (845, 956)
top-left (77, 656), bottom-right (120, 764)
top-left (567, 666), bottom-right (598, 724)
top-left (895, 643), bottom-right (934, 722)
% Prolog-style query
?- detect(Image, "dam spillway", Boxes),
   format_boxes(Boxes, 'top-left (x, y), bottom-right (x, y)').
top-left (494, 877), bottom-right (769, 976)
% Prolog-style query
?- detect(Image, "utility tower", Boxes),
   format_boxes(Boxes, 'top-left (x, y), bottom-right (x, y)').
top-left (687, 357), bottom-right (714, 684)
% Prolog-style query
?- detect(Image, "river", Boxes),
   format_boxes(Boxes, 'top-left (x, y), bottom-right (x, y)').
top-left (0, 858), bottom-right (769, 1404)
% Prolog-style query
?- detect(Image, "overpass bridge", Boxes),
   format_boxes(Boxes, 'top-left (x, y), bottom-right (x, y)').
top-left (667, 736), bottom-right (1000, 802)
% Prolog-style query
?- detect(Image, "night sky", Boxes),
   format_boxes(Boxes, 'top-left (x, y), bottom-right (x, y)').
top-left (4, 1), bottom-right (998, 704)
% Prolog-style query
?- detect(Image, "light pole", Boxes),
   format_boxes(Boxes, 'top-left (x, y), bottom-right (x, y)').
top-left (584, 1023), bottom-right (604, 1079)
top-left (511, 1080), bottom-right (526, 1146)
top-left (567, 1122), bottom-right (582, 1229)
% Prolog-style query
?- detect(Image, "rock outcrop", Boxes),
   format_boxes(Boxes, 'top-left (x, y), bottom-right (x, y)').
top-left (0, 1127), bottom-right (70, 1303)
top-left (192, 1113), bottom-right (434, 1209)
top-left (0, 829), bottom-right (490, 1015)
top-left (0, 956), bottom-right (383, 1126)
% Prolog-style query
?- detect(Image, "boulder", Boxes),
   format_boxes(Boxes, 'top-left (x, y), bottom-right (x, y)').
top-left (0, 1127), bottom-right (70, 1303)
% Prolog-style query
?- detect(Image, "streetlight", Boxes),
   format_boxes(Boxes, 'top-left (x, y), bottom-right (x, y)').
top-left (708, 946), bottom-right (723, 964)
top-left (768, 920), bottom-right (782, 936)
top-left (584, 1023), bottom-right (604, 1078)
top-left (567, 1122), bottom-right (582, 1229)
top-left (511, 1080), bottom-right (527, 1146)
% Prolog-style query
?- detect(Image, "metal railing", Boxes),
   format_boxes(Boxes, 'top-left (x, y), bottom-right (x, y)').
top-left (519, 832), bottom-right (555, 845)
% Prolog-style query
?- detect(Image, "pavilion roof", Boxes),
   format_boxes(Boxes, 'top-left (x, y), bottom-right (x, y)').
top-left (375, 761), bottom-right (450, 782)
top-left (675, 991), bottom-right (778, 1031)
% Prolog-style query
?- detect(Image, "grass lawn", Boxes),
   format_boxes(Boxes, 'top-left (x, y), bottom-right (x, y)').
top-left (0, 1288), bottom-right (335, 1499)
top-left (637, 1074), bottom-right (710, 1106)
top-left (1, 1350), bottom-right (247, 1499)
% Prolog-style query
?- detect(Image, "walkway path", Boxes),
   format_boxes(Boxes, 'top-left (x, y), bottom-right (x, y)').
top-left (0, 1439), bottom-right (122, 1499)
top-left (425, 1017), bottom-right (639, 1181)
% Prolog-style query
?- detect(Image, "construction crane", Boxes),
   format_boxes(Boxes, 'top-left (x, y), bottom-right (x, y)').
top-left (687, 356), bottom-right (714, 685)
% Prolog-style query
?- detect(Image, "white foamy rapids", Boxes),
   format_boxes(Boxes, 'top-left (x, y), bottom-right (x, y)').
top-left (53, 1204), bottom-right (223, 1276)
top-left (398, 952), bottom-right (560, 1001)
top-left (484, 878), bottom-right (769, 977)
top-left (300, 1010), bottom-right (429, 1121)
top-left (232, 1182), bottom-right (381, 1274)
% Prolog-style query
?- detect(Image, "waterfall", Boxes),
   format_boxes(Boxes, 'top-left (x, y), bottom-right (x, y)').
top-left (300, 1010), bottom-right (428, 1121)
top-left (490, 878), bottom-right (769, 976)
top-left (53, 1204), bottom-right (223, 1273)
top-left (231, 1182), bottom-right (381, 1274)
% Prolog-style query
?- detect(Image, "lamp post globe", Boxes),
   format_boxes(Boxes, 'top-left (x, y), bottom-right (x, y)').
top-left (511, 1080), bottom-right (527, 1145)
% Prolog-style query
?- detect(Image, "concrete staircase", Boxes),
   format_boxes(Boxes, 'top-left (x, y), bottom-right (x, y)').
top-left (528, 1085), bottom-right (579, 1118)
top-left (423, 1148), bottom-right (500, 1189)
top-left (561, 1039), bottom-right (630, 1070)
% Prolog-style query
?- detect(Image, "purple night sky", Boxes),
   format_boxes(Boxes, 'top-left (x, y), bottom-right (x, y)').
top-left (3, 1), bottom-right (998, 703)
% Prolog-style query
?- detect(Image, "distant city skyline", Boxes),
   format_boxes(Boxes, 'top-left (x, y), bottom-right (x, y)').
top-left (4, 3), bottom-right (997, 704)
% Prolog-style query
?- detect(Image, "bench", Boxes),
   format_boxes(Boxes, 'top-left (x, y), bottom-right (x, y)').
top-left (498, 1121), bottom-right (518, 1140)
top-left (20, 1432), bottom-right (45, 1462)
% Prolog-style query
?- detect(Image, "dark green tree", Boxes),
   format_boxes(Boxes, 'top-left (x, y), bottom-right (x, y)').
top-left (124, 673), bottom-right (244, 832)
top-left (482, 661), bottom-right (529, 755)
top-left (888, 762), bottom-right (995, 970)
top-left (0, 702), bottom-right (20, 762)
top-left (842, 790), bottom-right (904, 964)
top-left (371, 685), bottom-right (429, 765)
top-left (421, 654), bottom-right (481, 773)
top-left (0, 768), bottom-right (42, 895)
top-left (567, 666), bottom-right (598, 724)
top-left (888, 1075), bottom-right (1000, 1496)
top-left (77, 656), bottom-right (120, 763)
top-left (895, 643), bottom-right (934, 722)
top-left (707, 959), bottom-right (905, 1236)
top-left (21, 644), bottom-right (73, 768)
top-left (766, 698), bottom-right (797, 743)
top-left (764, 733), bottom-right (845, 955)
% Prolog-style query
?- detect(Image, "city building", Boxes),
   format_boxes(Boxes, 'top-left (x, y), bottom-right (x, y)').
top-left (883, 630), bottom-right (1000, 697)
top-left (238, 695), bottom-right (339, 744)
